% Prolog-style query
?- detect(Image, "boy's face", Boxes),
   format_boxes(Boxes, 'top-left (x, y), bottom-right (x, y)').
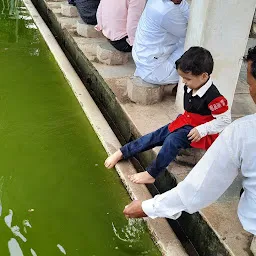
top-left (178, 69), bottom-right (209, 90)
top-left (247, 61), bottom-right (256, 104)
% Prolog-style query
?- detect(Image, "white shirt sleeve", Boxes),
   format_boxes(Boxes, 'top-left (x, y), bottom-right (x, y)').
top-left (179, 0), bottom-right (190, 21)
top-left (196, 110), bottom-right (232, 138)
top-left (142, 187), bottom-right (184, 219)
top-left (142, 124), bottom-right (239, 219)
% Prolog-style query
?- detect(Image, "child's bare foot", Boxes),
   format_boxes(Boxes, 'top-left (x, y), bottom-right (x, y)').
top-left (104, 150), bottom-right (123, 169)
top-left (128, 171), bottom-right (155, 184)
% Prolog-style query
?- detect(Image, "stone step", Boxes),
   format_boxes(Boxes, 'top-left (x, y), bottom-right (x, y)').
top-left (72, 35), bottom-right (107, 56)
top-left (96, 42), bottom-right (130, 65)
top-left (127, 77), bottom-right (164, 105)
top-left (126, 78), bottom-right (178, 105)
top-left (61, 2), bottom-right (78, 17)
top-left (76, 19), bottom-right (103, 38)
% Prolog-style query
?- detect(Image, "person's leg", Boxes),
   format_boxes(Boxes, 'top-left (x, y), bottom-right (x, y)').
top-left (75, 0), bottom-right (100, 25)
top-left (104, 124), bottom-right (170, 168)
top-left (143, 45), bottom-right (183, 85)
top-left (109, 37), bottom-right (132, 53)
top-left (129, 126), bottom-right (192, 184)
top-left (143, 62), bottom-right (179, 85)
top-left (68, 0), bottom-right (76, 6)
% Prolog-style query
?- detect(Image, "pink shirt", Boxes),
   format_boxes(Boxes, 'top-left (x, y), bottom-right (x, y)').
top-left (96, 0), bottom-right (146, 46)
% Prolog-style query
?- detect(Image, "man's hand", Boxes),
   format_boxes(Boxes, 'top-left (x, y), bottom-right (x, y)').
top-left (123, 200), bottom-right (147, 218)
top-left (187, 128), bottom-right (201, 142)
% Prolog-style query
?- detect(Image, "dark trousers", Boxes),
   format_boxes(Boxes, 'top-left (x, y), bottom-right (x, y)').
top-left (68, 0), bottom-right (76, 6)
top-left (121, 124), bottom-right (193, 178)
top-left (109, 36), bottom-right (132, 53)
top-left (75, 0), bottom-right (100, 25)
top-left (68, 0), bottom-right (100, 25)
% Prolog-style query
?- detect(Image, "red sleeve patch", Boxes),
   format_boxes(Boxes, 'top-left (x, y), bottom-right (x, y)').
top-left (208, 96), bottom-right (228, 115)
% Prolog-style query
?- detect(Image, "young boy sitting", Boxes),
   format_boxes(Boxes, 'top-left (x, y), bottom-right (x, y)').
top-left (105, 46), bottom-right (231, 184)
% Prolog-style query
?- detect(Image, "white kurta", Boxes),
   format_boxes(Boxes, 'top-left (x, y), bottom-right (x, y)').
top-left (142, 114), bottom-right (256, 235)
top-left (132, 0), bottom-right (189, 85)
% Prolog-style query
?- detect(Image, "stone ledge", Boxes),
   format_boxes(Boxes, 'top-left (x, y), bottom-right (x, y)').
top-left (73, 35), bottom-right (107, 56)
top-left (61, 2), bottom-right (78, 17)
top-left (251, 236), bottom-right (256, 255)
top-left (97, 43), bottom-right (129, 65)
top-left (55, 13), bottom-right (78, 29)
top-left (77, 20), bottom-right (103, 38)
top-left (127, 77), bottom-right (164, 105)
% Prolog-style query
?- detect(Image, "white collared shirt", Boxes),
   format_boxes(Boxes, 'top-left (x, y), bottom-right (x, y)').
top-left (185, 78), bottom-right (231, 137)
top-left (186, 78), bottom-right (213, 97)
top-left (132, 0), bottom-right (190, 79)
top-left (142, 114), bottom-right (256, 235)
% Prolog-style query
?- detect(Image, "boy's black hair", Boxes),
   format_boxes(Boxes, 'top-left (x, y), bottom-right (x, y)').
top-left (243, 46), bottom-right (256, 79)
top-left (175, 46), bottom-right (214, 76)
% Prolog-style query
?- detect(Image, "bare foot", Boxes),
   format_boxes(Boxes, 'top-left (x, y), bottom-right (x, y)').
top-left (128, 171), bottom-right (155, 184)
top-left (104, 150), bottom-right (123, 169)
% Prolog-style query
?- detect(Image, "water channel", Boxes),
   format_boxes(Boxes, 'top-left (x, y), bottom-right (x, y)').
top-left (0, 1), bottom-right (161, 255)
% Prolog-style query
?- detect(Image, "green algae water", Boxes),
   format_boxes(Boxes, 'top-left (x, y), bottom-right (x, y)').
top-left (0, 1), bottom-right (161, 255)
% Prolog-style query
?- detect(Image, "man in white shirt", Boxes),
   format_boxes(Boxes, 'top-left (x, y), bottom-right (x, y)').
top-left (123, 46), bottom-right (256, 255)
top-left (132, 0), bottom-right (189, 85)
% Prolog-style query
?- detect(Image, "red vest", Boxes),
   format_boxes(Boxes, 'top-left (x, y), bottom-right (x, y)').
top-left (168, 84), bottom-right (228, 150)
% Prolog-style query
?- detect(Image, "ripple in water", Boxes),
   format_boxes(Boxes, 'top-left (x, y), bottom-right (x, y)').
top-left (112, 218), bottom-right (145, 243)
top-left (30, 248), bottom-right (37, 256)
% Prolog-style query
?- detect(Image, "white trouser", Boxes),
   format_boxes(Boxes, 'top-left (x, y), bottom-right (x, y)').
top-left (140, 47), bottom-right (183, 85)
top-left (143, 63), bottom-right (179, 85)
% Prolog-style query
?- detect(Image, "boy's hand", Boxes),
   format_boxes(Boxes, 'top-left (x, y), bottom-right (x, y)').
top-left (187, 128), bottom-right (201, 142)
top-left (123, 200), bottom-right (147, 218)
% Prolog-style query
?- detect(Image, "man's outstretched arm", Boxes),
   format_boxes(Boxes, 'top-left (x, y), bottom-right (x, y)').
top-left (124, 124), bottom-right (240, 219)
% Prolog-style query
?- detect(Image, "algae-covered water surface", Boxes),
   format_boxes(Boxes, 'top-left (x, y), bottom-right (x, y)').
top-left (0, 1), bottom-right (161, 255)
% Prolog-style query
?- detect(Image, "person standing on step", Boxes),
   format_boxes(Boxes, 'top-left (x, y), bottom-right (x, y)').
top-left (95, 0), bottom-right (146, 52)
top-left (105, 47), bottom-right (231, 184)
top-left (132, 0), bottom-right (190, 85)
top-left (123, 46), bottom-right (256, 256)
top-left (68, 0), bottom-right (100, 25)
